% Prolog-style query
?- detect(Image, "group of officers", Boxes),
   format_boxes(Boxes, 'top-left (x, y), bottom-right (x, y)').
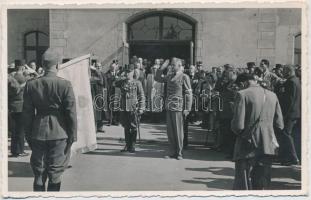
top-left (8, 47), bottom-right (301, 191)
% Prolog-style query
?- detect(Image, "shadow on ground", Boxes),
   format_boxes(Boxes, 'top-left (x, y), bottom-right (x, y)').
top-left (86, 134), bottom-right (228, 162)
top-left (182, 177), bottom-right (234, 190)
top-left (182, 166), bottom-right (301, 190)
top-left (8, 161), bottom-right (33, 177)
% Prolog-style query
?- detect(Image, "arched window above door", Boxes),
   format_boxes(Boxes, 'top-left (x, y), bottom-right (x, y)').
top-left (128, 11), bottom-right (195, 41)
top-left (24, 31), bottom-right (49, 65)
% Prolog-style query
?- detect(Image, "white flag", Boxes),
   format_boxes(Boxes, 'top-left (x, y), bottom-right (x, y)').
top-left (58, 54), bottom-right (97, 154)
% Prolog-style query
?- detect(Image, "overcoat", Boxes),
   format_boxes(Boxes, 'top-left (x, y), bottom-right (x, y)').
top-left (231, 85), bottom-right (284, 160)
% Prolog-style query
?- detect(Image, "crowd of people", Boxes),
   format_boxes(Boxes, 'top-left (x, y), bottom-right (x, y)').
top-left (8, 59), bottom-right (45, 157)
top-left (7, 52), bottom-right (301, 191)
top-left (89, 56), bottom-right (301, 189)
top-left (89, 56), bottom-right (301, 160)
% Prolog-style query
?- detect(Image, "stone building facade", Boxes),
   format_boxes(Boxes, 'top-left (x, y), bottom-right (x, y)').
top-left (8, 8), bottom-right (301, 69)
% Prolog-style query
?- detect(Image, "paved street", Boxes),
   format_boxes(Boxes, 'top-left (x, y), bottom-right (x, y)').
top-left (8, 123), bottom-right (301, 191)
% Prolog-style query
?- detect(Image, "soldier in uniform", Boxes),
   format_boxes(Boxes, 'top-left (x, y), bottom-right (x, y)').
top-left (115, 64), bottom-right (145, 153)
top-left (22, 50), bottom-right (77, 191)
top-left (155, 58), bottom-right (193, 160)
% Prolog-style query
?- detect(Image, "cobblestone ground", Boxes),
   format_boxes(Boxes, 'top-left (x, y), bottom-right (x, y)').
top-left (8, 123), bottom-right (301, 191)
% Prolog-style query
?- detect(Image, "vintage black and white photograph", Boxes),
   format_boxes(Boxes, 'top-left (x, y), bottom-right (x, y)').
top-left (2, 1), bottom-right (308, 197)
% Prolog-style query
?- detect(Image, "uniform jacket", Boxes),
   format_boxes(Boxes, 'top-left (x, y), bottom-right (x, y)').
top-left (231, 84), bottom-right (284, 160)
top-left (8, 75), bottom-right (25, 113)
top-left (280, 75), bottom-right (301, 120)
top-left (155, 69), bottom-right (193, 112)
top-left (115, 78), bottom-right (145, 112)
top-left (22, 70), bottom-right (77, 141)
top-left (218, 82), bottom-right (237, 119)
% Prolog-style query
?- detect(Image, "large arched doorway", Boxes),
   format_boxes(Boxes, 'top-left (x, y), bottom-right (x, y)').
top-left (127, 10), bottom-right (196, 66)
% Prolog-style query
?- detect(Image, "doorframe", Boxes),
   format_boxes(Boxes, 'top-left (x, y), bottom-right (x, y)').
top-left (126, 10), bottom-right (197, 65)
top-left (128, 40), bottom-right (194, 65)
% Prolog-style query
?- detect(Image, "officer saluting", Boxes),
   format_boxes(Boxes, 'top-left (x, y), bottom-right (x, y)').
top-left (116, 64), bottom-right (145, 153)
top-left (22, 49), bottom-right (77, 192)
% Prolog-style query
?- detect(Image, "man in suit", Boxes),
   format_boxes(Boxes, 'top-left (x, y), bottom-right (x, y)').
top-left (278, 64), bottom-right (301, 165)
top-left (90, 60), bottom-right (106, 132)
top-left (22, 50), bottom-right (77, 192)
top-left (231, 73), bottom-right (284, 190)
top-left (115, 64), bottom-right (145, 153)
top-left (155, 58), bottom-right (193, 160)
top-left (259, 59), bottom-right (283, 91)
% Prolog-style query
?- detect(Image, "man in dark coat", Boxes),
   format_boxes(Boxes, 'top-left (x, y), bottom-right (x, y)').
top-left (22, 50), bottom-right (77, 192)
top-left (231, 74), bottom-right (284, 190)
top-left (90, 61), bottom-right (106, 131)
top-left (105, 62), bottom-right (120, 125)
top-left (216, 66), bottom-right (238, 158)
top-left (278, 64), bottom-right (301, 165)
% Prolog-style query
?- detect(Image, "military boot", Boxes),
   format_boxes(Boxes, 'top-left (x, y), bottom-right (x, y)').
top-left (47, 182), bottom-right (61, 191)
top-left (33, 183), bottom-right (45, 192)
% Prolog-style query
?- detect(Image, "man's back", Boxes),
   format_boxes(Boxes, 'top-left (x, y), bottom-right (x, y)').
top-left (23, 71), bottom-right (77, 141)
top-left (231, 84), bottom-right (284, 160)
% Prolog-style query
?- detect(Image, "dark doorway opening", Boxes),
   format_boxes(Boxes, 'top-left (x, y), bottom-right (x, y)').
top-left (129, 41), bottom-right (193, 65)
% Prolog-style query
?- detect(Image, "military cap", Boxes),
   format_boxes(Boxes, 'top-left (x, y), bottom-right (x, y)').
top-left (14, 59), bottom-right (25, 67)
top-left (246, 62), bottom-right (256, 69)
top-left (42, 49), bottom-right (62, 68)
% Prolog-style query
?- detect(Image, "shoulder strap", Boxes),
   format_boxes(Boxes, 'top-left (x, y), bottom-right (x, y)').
top-left (257, 88), bottom-right (266, 121)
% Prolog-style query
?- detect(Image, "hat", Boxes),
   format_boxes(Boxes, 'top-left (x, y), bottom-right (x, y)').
top-left (42, 49), bottom-right (62, 68)
top-left (14, 59), bottom-right (22, 67)
top-left (246, 62), bottom-right (256, 68)
top-left (196, 61), bottom-right (202, 65)
top-left (275, 64), bottom-right (283, 69)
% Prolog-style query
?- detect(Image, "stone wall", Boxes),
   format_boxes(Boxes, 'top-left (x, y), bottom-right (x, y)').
top-left (8, 8), bottom-right (301, 70)
top-left (7, 9), bottom-right (49, 64)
